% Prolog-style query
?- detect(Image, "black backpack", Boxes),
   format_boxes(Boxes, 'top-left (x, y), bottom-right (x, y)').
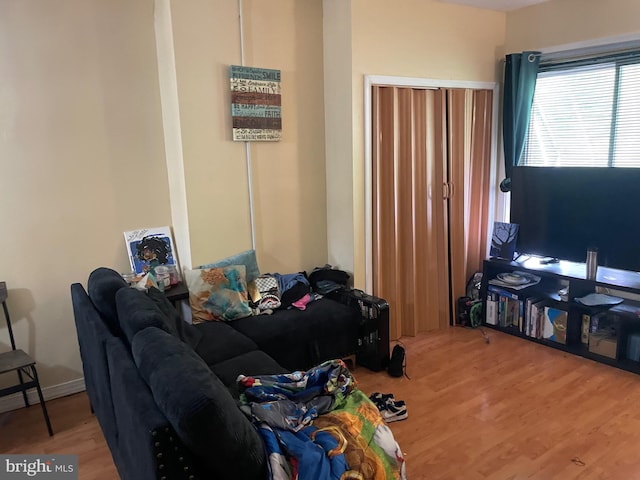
top-left (387, 343), bottom-right (407, 378)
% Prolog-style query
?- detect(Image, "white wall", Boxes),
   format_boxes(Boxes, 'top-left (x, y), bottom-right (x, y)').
top-left (168, 0), bottom-right (329, 273)
top-left (324, 0), bottom-right (507, 288)
top-left (0, 0), bottom-right (169, 390)
top-left (323, 0), bottom-right (355, 273)
top-left (506, 0), bottom-right (640, 52)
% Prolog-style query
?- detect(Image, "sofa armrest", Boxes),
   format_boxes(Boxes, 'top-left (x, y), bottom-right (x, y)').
top-left (106, 337), bottom-right (204, 480)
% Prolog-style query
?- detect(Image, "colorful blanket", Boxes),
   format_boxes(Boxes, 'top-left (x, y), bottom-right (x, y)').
top-left (238, 360), bottom-right (407, 480)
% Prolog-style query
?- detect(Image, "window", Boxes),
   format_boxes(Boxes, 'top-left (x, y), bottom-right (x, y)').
top-left (522, 52), bottom-right (640, 167)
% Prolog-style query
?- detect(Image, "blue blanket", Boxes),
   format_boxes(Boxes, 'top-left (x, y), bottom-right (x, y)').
top-left (238, 360), bottom-right (406, 480)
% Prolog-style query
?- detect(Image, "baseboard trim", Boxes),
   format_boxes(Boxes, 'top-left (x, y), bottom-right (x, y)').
top-left (0, 377), bottom-right (86, 414)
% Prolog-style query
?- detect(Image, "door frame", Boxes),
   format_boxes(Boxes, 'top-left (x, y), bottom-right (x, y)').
top-left (363, 75), bottom-right (501, 294)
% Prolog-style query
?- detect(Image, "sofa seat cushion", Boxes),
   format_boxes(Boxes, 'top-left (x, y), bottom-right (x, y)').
top-left (211, 350), bottom-right (288, 399)
top-left (193, 321), bottom-right (259, 366)
top-left (229, 298), bottom-right (360, 371)
top-left (132, 327), bottom-right (266, 480)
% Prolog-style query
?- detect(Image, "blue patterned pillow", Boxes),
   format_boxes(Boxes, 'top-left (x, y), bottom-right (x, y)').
top-left (199, 250), bottom-right (260, 284)
top-left (184, 266), bottom-right (252, 323)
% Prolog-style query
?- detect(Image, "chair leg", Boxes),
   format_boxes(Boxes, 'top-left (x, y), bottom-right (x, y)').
top-left (31, 366), bottom-right (53, 436)
top-left (16, 369), bottom-right (30, 408)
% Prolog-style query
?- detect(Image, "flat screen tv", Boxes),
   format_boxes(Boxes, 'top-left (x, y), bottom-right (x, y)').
top-left (510, 166), bottom-right (640, 272)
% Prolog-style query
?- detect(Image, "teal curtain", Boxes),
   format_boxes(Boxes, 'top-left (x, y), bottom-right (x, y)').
top-left (500, 52), bottom-right (540, 192)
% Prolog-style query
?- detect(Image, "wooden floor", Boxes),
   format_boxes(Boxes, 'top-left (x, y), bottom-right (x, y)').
top-left (2, 327), bottom-right (640, 479)
top-left (0, 392), bottom-right (118, 479)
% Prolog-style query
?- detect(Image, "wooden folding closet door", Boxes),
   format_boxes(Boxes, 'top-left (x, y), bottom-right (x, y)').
top-left (372, 86), bottom-right (450, 339)
top-left (372, 86), bottom-right (493, 339)
top-left (447, 88), bottom-right (494, 312)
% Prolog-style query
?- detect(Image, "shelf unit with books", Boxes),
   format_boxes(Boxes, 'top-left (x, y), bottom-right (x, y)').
top-left (481, 256), bottom-right (640, 375)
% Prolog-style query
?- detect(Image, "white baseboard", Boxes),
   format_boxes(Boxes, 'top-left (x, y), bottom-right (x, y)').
top-left (0, 377), bottom-right (86, 414)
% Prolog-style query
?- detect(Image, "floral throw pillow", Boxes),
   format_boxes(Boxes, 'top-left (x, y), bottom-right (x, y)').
top-left (199, 249), bottom-right (260, 283)
top-left (185, 266), bottom-right (253, 323)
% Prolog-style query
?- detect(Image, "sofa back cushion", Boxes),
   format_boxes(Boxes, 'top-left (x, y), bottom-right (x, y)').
top-left (115, 286), bottom-right (203, 350)
top-left (132, 327), bottom-right (266, 480)
top-left (116, 287), bottom-right (176, 346)
top-left (87, 267), bottom-right (128, 336)
top-left (146, 287), bottom-right (202, 349)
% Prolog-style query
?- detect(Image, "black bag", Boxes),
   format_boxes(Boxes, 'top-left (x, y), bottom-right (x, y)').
top-left (308, 264), bottom-right (350, 293)
top-left (387, 343), bottom-right (406, 378)
top-left (457, 296), bottom-right (483, 328)
top-left (466, 272), bottom-right (483, 301)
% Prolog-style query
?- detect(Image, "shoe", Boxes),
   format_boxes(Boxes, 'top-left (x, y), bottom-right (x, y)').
top-left (370, 393), bottom-right (409, 422)
top-left (381, 400), bottom-right (408, 422)
top-left (369, 392), bottom-right (395, 410)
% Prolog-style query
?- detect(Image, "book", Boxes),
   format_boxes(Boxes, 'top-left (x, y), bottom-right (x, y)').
top-left (543, 307), bottom-right (568, 344)
top-left (524, 297), bottom-right (543, 338)
top-left (506, 297), bottom-right (522, 330)
top-left (487, 285), bottom-right (520, 327)
top-left (488, 285), bottom-right (520, 301)
top-left (486, 291), bottom-right (498, 326)
top-left (124, 226), bottom-right (178, 275)
top-left (488, 286), bottom-right (522, 329)
top-left (529, 299), bottom-right (547, 339)
top-left (581, 314), bottom-right (590, 344)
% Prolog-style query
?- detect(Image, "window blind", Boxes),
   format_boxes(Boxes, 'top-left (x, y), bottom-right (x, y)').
top-left (522, 50), bottom-right (640, 167)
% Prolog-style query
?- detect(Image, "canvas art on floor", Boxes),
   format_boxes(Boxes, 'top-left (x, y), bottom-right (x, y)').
top-left (124, 226), bottom-right (177, 275)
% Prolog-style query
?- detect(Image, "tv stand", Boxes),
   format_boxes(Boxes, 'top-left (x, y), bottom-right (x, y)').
top-left (481, 257), bottom-right (640, 375)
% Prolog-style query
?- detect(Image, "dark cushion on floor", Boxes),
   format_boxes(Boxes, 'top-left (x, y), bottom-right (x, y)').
top-left (132, 327), bottom-right (266, 480)
top-left (87, 267), bottom-right (128, 336)
top-left (229, 298), bottom-right (360, 370)
top-left (193, 321), bottom-right (259, 366)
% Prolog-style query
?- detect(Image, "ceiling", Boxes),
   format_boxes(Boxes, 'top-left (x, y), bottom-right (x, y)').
top-left (438, 0), bottom-right (550, 12)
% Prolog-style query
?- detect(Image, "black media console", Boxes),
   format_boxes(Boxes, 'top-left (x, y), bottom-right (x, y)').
top-left (481, 256), bottom-right (640, 375)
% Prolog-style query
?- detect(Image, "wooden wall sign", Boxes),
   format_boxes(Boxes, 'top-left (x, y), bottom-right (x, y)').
top-left (230, 65), bottom-right (282, 141)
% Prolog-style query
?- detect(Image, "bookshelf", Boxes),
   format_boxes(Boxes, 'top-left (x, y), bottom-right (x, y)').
top-left (481, 257), bottom-right (640, 375)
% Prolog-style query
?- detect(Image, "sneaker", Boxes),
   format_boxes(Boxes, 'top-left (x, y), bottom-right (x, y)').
top-left (381, 401), bottom-right (408, 422)
top-left (369, 392), bottom-right (395, 409)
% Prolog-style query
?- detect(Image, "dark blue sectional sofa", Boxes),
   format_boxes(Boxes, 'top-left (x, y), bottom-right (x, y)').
top-left (71, 267), bottom-right (360, 480)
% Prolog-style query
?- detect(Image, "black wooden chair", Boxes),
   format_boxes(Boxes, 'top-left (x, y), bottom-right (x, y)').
top-left (0, 281), bottom-right (53, 436)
